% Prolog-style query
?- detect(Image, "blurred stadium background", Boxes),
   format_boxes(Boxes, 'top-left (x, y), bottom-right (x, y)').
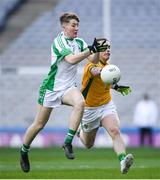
top-left (0, 0), bottom-right (160, 148)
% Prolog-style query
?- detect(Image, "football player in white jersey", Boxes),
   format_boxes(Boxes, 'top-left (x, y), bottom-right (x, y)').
top-left (20, 12), bottom-right (109, 172)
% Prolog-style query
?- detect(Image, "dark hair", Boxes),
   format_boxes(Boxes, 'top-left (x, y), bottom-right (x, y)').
top-left (60, 12), bottom-right (79, 25)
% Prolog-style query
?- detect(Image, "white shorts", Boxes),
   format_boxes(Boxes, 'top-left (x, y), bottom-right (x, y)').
top-left (81, 101), bottom-right (118, 132)
top-left (40, 86), bottom-right (77, 108)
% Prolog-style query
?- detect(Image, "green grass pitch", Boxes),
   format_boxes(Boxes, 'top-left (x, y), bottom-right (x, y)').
top-left (0, 147), bottom-right (160, 179)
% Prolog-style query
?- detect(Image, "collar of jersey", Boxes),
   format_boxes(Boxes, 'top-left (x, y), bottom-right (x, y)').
top-left (61, 32), bottom-right (74, 41)
top-left (65, 37), bottom-right (74, 41)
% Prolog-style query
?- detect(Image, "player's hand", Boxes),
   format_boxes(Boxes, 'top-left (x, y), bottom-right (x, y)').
top-left (88, 38), bottom-right (109, 54)
top-left (113, 84), bottom-right (132, 96)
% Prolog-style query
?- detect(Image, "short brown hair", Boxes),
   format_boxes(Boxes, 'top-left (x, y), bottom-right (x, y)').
top-left (60, 12), bottom-right (79, 25)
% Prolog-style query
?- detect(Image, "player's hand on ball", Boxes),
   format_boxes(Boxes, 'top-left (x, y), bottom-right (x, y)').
top-left (88, 38), bottom-right (110, 53)
top-left (114, 84), bottom-right (132, 96)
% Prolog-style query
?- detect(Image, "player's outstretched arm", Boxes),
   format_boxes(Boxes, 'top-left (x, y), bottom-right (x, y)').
top-left (64, 38), bottom-right (109, 65)
top-left (64, 49), bottom-right (91, 64)
top-left (87, 52), bottom-right (100, 64)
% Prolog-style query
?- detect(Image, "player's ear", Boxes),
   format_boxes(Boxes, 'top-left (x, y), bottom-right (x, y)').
top-left (61, 22), bottom-right (66, 29)
top-left (62, 24), bottom-right (65, 29)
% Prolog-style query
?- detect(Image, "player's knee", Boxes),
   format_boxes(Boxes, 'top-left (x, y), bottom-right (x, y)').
top-left (85, 143), bottom-right (93, 149)
top-left (83, 140), bottom-right (94, 148)
top-left (34, 122), bottom-right (45, 132)
top-left (74, 99), bottom-right (85, 111)
top-left (110, 127), bottom-right (120, 138)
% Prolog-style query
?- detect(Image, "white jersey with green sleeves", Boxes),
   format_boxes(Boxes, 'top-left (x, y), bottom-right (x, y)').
top-left (39, 32), bottom-right (88, 95)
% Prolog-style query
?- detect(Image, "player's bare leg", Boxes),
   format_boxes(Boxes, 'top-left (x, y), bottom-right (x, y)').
top-left (20, 104), bottom-right (52, 172)
top-left (23, 105), bottom-right (52, 145)
top-left (79, 128), bottom-right (98, 148)
top-left (62, 88), bottom-right (85, 159)
top-left (101, 115), bottom-right (126, 154)
top-left (101, 114), bottom-right (134, 174)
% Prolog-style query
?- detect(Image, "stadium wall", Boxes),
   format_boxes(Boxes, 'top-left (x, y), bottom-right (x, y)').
top-left (0, 127), bottom-right (160, 148)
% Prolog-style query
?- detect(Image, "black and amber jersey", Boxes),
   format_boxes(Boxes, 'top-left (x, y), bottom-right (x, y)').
top-left (81, 61), bottom-right (112, 107)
